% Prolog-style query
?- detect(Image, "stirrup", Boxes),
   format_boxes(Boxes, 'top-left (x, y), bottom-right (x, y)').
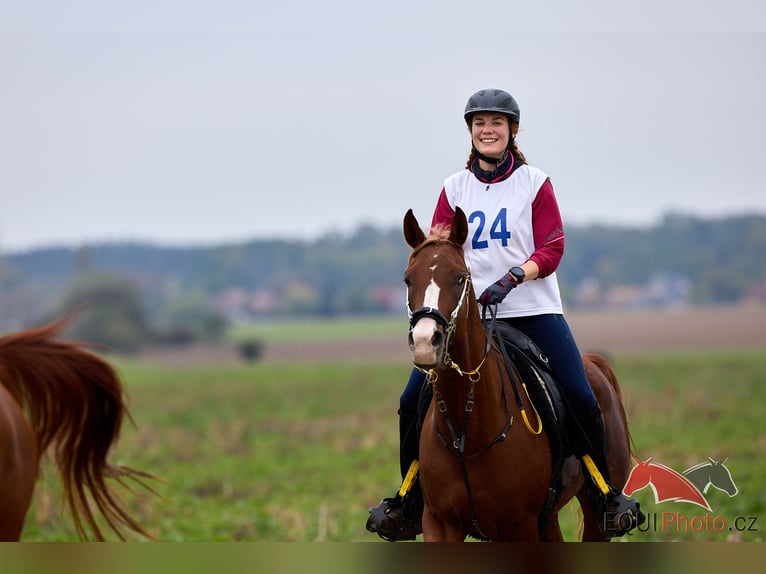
top-left (582, 454), bottom-right (645, 538)
top-left (366, 495), bottom-right (421, 541)
top-left (603, 491), bottom-right (645, 537)
top-left (366, 460), bottom-right (422, 542)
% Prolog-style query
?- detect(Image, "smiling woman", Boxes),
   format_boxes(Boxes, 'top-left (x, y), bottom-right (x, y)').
top-left (470, 112), bottom-right (512, 161)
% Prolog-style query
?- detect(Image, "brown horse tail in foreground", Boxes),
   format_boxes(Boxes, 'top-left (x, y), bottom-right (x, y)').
top-left (0, 316), bottom-right (156, 541)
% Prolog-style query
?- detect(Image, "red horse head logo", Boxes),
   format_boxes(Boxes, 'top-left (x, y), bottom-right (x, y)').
top-left (623, 457), bottom-right (712, 510)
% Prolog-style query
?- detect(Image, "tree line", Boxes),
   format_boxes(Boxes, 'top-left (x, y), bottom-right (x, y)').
top-left (1, 213), bottom-right (764, 351)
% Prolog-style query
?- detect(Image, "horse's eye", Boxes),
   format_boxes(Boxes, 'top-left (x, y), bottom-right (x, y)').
top-left (403, 277), bottom-right (411, 287)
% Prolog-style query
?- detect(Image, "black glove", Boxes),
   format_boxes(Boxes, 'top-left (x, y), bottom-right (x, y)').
top-left (478, 267), bottom-right (525, 306)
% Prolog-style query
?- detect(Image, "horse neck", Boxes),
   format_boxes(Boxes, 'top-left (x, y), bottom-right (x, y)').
top-left (433, 303), bottom-right (506, 431)
top-left (447, 296), bottom-right (488, 369)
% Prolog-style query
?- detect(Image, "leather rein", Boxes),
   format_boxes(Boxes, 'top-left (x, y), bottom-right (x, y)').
top-left (407, 275), bottom-right (516, 540)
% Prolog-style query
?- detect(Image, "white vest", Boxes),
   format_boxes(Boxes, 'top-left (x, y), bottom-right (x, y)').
top-left (442, 165), bottom-right (563, 318)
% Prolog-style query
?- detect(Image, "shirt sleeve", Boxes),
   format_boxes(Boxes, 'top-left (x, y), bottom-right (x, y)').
top-left (529, 178), bottom-right (565, 278)
top-left (430, 188), bottom-right (455, 230)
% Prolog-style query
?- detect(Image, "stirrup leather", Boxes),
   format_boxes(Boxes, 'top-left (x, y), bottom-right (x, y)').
top-left (582, 454), bottom-right (645, 537)
top-left (398, 460), bottom-right (419, 497)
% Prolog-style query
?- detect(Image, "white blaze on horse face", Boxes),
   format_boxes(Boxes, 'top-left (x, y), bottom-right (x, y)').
top-left (411, 267), bottom-right (442, 366)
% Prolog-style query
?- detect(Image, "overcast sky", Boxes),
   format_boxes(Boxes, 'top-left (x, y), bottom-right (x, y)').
top-left (1, 1), bottom-right (764, 253)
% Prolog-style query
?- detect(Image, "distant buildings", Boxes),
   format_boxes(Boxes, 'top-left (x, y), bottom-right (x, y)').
top-left (570, 273), bottom-right (692, 311)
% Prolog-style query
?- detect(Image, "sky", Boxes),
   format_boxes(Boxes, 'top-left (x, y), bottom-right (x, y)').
top-left (1, 1), bottom-right (765, 253)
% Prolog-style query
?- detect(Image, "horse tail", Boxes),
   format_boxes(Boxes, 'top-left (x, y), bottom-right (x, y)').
top-left (0, 316), bottom-right (156, 540)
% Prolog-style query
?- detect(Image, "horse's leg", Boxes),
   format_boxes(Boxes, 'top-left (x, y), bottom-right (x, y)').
top-left (497, 514), bottom-right (541, 542)
top-left (421, 506), bottom-right (466, 542)
top-left (538, 513), bottom-right (564, 542)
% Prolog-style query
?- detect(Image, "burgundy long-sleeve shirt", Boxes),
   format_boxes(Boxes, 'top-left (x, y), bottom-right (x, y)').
top-left (430, 156), bottom-right (565, 278)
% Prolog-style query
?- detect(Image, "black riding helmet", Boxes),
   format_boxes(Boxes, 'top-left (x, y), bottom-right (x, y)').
top-left (464, 89), bottom-right (521, 167)
top-left (464, 88), bottom-right (520, 127)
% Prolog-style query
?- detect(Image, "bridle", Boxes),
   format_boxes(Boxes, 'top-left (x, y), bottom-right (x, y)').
top-left (406, 270), bottom-right (510, 541)
top-left (406, 273), bottom-right (492, 380)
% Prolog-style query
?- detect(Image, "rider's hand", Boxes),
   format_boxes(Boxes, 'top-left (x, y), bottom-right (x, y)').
top-left (478, 267), bottom-right (525, 306)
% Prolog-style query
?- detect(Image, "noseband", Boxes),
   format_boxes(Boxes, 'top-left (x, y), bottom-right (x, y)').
top-left (407, 274), bottom-right (492, 379)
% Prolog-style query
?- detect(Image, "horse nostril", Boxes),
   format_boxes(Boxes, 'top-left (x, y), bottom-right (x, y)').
top-left (431, 330), bottom-right (444, 349)
top-left (408, 331), bottom-right (415, 351)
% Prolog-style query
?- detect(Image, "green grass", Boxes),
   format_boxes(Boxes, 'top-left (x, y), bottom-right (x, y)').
top-left (19, 348), bottom-right (766, 542)
top-left (605, 349), bottom-right (766, 542)
top-left (227, 315), bottom-right (406, 344)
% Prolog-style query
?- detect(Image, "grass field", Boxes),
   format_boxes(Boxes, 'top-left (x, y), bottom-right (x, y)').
top-left (18, 314), bottom-right (766, 542)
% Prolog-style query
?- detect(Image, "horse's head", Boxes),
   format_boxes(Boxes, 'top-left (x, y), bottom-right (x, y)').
top-left (403, 208), bottom-right (472, 369)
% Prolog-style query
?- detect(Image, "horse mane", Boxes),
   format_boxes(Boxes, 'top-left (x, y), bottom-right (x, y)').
top-left (407, 224), bottom-right (455, 265)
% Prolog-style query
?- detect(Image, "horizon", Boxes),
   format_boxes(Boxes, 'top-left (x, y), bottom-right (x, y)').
top-left (3, 207), bottom-right (764, 256)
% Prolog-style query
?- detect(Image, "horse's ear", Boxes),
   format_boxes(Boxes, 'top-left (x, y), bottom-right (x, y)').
top-left (403, 209), bottom-right (426, 248)
top-left (448, 207), bottom-right (468, 246)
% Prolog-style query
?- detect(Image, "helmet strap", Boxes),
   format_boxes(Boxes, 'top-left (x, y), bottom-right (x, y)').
top-left (471, 146), bottom-right (514, 182)
top-left (472, 137), bottom-right (513, 166)
top-left (474, 149), bottom-right (507, 165)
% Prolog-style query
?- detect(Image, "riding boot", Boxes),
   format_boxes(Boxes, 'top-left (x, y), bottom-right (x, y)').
top-left (366, 409), bottom-right (424, 541)
top-left (575, 406), bottom-right (645, 538)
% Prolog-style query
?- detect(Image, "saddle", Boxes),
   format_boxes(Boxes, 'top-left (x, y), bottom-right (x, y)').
top-left (489, 322), bottom-right (573, 524)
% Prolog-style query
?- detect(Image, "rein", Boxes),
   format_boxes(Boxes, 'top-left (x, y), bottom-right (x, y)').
top-left (408, 278), bottom-right (545, 541)
top-left (423, 304), bottom-right (512, 460)
top-left (408, 292), bottom-right (514, 541)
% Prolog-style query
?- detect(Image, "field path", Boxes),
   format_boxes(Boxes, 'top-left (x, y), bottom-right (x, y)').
top-left (569, 304), bottom-right (766, 353)
top-left (135, 305), bottom-right (766, 366)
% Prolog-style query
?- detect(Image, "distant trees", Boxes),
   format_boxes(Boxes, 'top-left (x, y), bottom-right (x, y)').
top-left (53, 270), bottom-right (230, 354)
top-left (55, 271), bottom-right (150, 353)
top-left (1, 214), bottom-right (764, 338)
top-left (558, 214), bottom-right (766, 307)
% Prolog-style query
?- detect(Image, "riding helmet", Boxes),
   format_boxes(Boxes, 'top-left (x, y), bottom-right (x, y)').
top-left (464, 89), bottom-right (520, 126)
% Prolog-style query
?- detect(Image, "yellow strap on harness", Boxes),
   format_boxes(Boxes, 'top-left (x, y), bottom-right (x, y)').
top-left (582, 454), bottom-right (611, 495)
top-left (398, 460), bottom-right (420, 497)
top-left (520, 383), bottom-right (543, 435)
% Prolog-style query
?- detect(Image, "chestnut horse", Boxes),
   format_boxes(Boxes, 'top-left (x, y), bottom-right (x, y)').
top-left (0, 317), bottom-right (155, 541)
top-left (403, 207), bottom-right (633, 541)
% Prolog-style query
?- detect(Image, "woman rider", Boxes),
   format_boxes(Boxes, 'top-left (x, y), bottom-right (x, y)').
top-left (367, 88), bottom-right (643, 541)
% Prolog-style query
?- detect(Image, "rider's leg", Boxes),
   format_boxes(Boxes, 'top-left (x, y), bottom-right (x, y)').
top-left (502, 314), bottom-right (644, 537)
top-left (366, 368), bottom-right (426, 541)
